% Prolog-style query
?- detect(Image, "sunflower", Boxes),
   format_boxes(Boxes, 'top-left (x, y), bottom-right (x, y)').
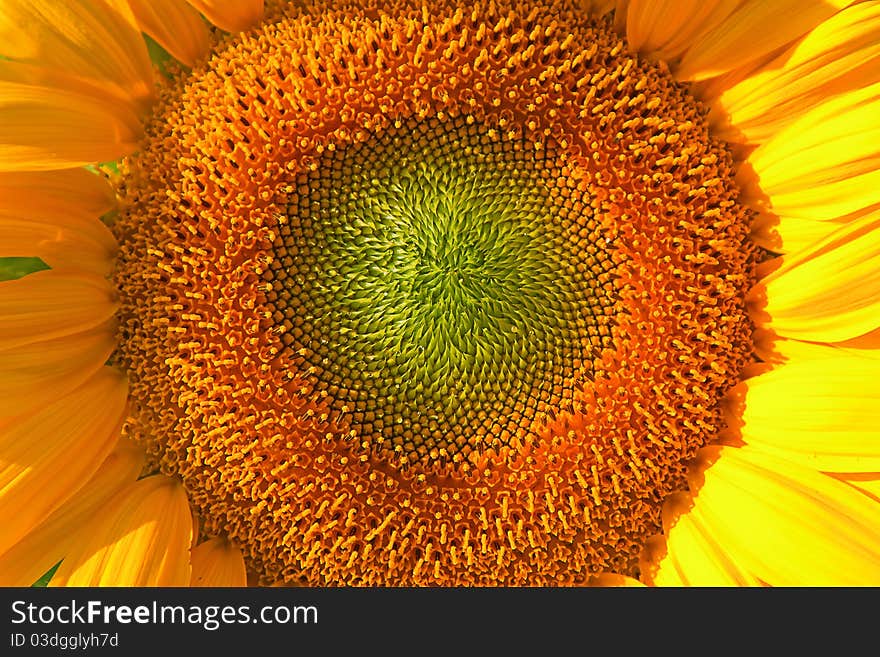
top-left (1, 0), bottom-right (878, 588)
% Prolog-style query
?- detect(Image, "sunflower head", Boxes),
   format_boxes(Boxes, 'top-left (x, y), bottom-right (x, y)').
top-left (110, 0), bottom-right (756, 584)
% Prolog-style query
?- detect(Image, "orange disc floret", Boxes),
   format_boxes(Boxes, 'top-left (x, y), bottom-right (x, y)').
top-left (113, 0), bottom-right (755, 584)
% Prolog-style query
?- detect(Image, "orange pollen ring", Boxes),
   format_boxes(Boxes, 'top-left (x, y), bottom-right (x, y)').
top-left (113, 0), bottom-right (756, 585)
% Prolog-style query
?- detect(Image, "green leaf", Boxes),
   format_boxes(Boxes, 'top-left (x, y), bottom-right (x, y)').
top-left (145, 34), bottom-right (174, 78)
top-left (0, 257), bottom-right (49, 281)
top-left (32, 561), bottom-right (61, 588)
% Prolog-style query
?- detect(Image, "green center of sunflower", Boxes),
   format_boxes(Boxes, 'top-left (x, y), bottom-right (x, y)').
top-left (267, 116), bottom-right (615, 468)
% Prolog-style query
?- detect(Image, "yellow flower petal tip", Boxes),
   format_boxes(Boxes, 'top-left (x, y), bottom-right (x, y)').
top-left (0, 439), bottom-right (144, 587)
top-left (686, 445), bottom-right (880, 586)
top-left (0, 367), bottom-right (128, 558)
top-left (129, 0), bottom-right (210, 68)
top-left (190, 538), bottom-right (248, 587)
top-left (589, 573), bottom-right (646, 587)
top-left (0, 0), bottom-right (155, 109)
top-left (759, 211), bottom-right (880, 343)
top-left (185, 0), bottom-right (264, 33)
top-left (50, 475), bottom-right (193, 587)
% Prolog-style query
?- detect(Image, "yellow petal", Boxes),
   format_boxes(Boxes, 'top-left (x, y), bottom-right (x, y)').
top-left (580, 0), bottom-right (616, 19)
top-left (741, 352), bottom-right (880, 472)
top-left (757, 211), bottom-right (880, 342)
top-left (0, 269), bottom-right (117, 351)
top-left (190, 508), bottom-right (201, 549)
top-left (185, 0), bottom-right (263, 33)
top-left (711, 2), bottom-right (880, 144)
top-left (751, 213), bottom-right (848, 255)
top-left (741, 82), bottom-right (880, 222)
top-left (0, 0), bottom-right (153, 109)
top-left (0, 169), bottom-right (115, 219)
top-left (51, 475), bottom-right (193, 587)
top-left (653, 493), bottom-right (760, 586)
top-left (754, 332), bottom-right (880, 366)
top-left (687, 445), bottom-right (880, 586)
top-left (613, 0), bottom-right (629, 35)
top-left (626, 0), bottom-right (740, 62)
top-left (190, 538), bottom-right (247, 587)
top-left (589, 572), bottom-right (646, 586)
top-left (0, 69), bottom-right (143, 171)
top-left (0, 325), bottom-right (116, 418)
top-left (675, 0), bottom-right (854, 82)
top-left (0, 439), bottom-right (143, 586)
top-left (0, 216), bottom-right (116, 273)
top-left (0, 367), bottom-right (128, 557)
top-left (129, 0), bottom-right (210, 68)
top-left (0, 170), bottom-right (118, 269)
